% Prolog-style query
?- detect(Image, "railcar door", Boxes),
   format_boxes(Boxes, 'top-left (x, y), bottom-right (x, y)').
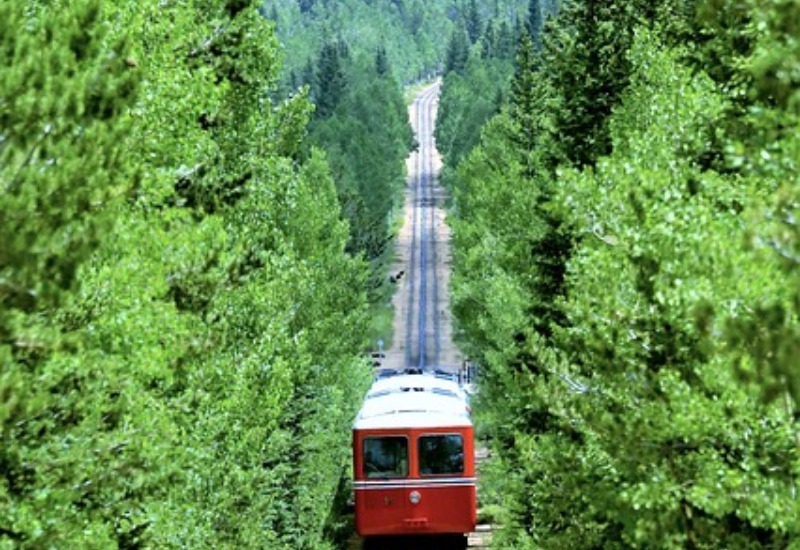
top-left (410, 428), bottom-right (477, 534)
top-left (355, 434), bottom-right (412, 535)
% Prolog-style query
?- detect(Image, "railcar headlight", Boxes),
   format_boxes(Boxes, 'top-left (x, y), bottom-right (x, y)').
top-left (409, 490), bottom-right (421, 505)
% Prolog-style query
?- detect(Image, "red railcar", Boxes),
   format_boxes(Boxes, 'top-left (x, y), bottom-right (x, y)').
top-left (352, 373), bottom-right (476, 538)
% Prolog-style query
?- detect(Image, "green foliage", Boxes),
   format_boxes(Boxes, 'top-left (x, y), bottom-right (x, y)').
top-left (727, 0), bottom-right (800, 407)
top-left (437, 56), bottom-right (513, 173)
top-left (266, 0), bottom-right (448, 84)
top-left (508, 30), bottom-right (541, 161)
top-left (1, 0), bottom-right (372, 547)
top-left (534, 33), bottom-right (797, 547)
top-left (510, 0), bottom-right (690, 170)
top-left (527, 0), bottom-right (544, 49)
top-left (0, 0), bottom-right (138, 315)
top-left (276, 3), bottom-right (528, 313)
top-left (437, 7), bottom-right (521, 174)
top-left (266, 0), bottom-right (529, 85)
top-left (315, 41), bottom-right (349, 119)
top-left (480, 17), bottom-right (517, 61)
top-left (747, 0), bottom-right (800, 114)
top-left (440, 0), bottom-right (800, 547)
top-left (465, 0), bottom-right (483, 44)
top-left (306, 46), bottom-right (414, 304)
top-left (445, 26), bottom-right (471, 73)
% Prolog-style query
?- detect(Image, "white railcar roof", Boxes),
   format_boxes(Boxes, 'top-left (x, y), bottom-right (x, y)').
top-left (354, 374), bottom-right (472, 430)
top-left (366, 373), bottom-right (467, 401)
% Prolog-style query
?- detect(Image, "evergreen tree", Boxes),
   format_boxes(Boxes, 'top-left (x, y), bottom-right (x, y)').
top-left (375, 44), bottom-right (391, 76)
top-left (496, 19), bottom-right (517, 59)
top-left (465, 0), bottom-right (482, 44)
top-left (544, 0), bottom-right (659, 166)
top-left (480, 19), bottom-right (499, 59)
top-left (445, 26), bottom-right (470, 73)
top-left (480, 17), bottom-right (518, 62)
top-left (509, 33), bottom-right (571, 338)
top-left (509, 30), bottom-right (539, 158)
top-left (315, 40), bottom-right (347, 118)
top-left (302, 57), bottom-right (317, 92)
top-left (527, 0), bottom-right (543, 49)
top-left (308, 46), bottom-right (413, 299)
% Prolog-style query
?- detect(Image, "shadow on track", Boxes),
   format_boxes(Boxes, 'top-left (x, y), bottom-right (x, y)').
top-left (362, 534), bottom-right (467, 550)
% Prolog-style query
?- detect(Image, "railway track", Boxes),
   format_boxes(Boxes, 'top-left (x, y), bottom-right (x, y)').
top-left (405, 83), bottom-right (442, 371)
top-left (348, 84), bottom-right (492, 549)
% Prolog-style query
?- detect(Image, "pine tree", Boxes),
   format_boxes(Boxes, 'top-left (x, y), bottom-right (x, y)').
top-left (510, 30), bottom-right (539, 157)
top-left (302, 57), bottom-right (317, 92)
top-left (375, 44), bottom-right (391, 76)
top-left (527, 0), bottom-right (543, 50)
top-left (465, 0), bottom-right (482, 44)
top-left (445, 26), bottom-right (470, 73)
top-left (496, 19), bottom-right (517, 59)
top-left (315, 40), bottom-right (347, 118)
top-left (545, 0), bottom-right (635, 166)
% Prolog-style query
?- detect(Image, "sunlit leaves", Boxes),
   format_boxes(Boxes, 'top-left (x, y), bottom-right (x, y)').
top-left (443, 5), bottom-right (800, 547)
top-left (2, 0), bottom-right (371, 547)
top-left (0, 0), bottom-right (138, 312)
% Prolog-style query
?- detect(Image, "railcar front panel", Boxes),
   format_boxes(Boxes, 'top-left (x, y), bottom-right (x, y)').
top-left (353, 426), bottom-right (476, 536)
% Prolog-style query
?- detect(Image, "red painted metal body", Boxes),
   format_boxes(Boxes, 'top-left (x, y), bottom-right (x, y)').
top-left (353, 426), bottom-right (476, 536)
top-left (352, 373), bottom-right (477, 537)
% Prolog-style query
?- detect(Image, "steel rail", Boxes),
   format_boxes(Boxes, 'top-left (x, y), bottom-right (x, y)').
top-left (404, 94), bottom-right (420, 369)
top-left (416, 87), bottom-right (429, 370)
top-left (429, 86), bottom-right (442, 368)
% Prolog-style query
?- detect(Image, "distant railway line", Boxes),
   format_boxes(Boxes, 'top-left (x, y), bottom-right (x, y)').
top-left (405, 84), bottom-right (442, 371)
top-left (349, 83), bottom-right (491, 549)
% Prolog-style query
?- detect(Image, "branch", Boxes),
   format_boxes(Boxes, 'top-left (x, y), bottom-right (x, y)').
top-left (187, 23), bottom-right (231, 58)
top-left (759, 237), bottom-right (800, 265)
top-left (7, 124), bottom-right (51, 193)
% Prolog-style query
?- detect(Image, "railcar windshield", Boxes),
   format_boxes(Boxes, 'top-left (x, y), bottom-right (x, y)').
top-left (363, 436), bottom-right (408, 478)
top-left (419, 434), bottom-right (464, 475)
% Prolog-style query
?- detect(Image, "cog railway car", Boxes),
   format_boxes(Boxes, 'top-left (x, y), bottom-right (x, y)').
top-left (352, 372), bottom-right (477, 540)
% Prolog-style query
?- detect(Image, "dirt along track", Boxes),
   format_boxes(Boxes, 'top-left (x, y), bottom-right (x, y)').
top-left (381, 81), bottom-right (463, 377)
top-left (349, 84), bottom-right (490, 549)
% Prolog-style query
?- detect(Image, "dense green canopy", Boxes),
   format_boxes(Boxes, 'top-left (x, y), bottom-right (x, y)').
top-left (440, 0), bottom-right (800, 547)
top-left (1, 0), bottom-right (370, 547)
top-left (5, 0), bottom-right (797, 547)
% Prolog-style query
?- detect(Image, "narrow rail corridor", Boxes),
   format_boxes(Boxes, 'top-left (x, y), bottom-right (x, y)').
top-left (350, 84), bottom-right (490, 549)
top-left (406, 83), bottom-right (441, 370)
top-left (383, 82), bottom-right (462, 376)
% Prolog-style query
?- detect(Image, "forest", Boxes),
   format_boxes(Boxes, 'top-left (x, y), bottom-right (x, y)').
top-left (262, 0), bottom-right (531, 322)
top-left (1, 0), bottom-right (798, 549)
top-left (440, 0), bottom-right (800, 548)
top-left (1, 0), bottom-right (376, 547)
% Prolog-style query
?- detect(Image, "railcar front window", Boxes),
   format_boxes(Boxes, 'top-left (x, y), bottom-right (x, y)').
top-left (363, 437), bottom-right (408, 478)
top-left (419, 434), bottom-right (464, 475)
